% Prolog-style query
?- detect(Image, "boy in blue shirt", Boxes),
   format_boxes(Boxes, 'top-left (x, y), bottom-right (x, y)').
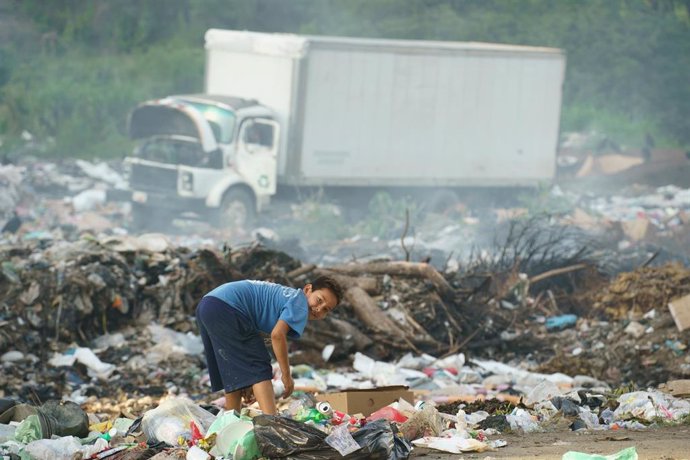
top-left (195, 276), bottom-right (343, 414)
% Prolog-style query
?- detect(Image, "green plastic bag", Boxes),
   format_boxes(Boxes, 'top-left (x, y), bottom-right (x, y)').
top-left (562, 446), bottom-right (638, 460)
top-left (14, 415), bottom-right (42, 443)
top-left (208, 412), bottom-right (260, 460)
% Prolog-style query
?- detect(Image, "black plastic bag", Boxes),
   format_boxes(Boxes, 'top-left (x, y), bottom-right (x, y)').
top-left (253, 415), bottom-right (411, 460)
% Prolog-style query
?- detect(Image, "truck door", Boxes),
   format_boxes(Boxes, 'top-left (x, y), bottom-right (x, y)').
top-left (236, 118), bottom-right (280, 195)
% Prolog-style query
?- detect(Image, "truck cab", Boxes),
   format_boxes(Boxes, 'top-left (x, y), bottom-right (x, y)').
top-left (125, 94), bottom-right (280, 230)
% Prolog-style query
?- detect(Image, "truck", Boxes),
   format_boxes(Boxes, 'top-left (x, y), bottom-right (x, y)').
top-left (125, 29), bottom-right (566, 229)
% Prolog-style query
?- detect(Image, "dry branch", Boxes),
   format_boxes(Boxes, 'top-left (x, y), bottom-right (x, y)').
top-left (529, 263), bottom-right (588, 284)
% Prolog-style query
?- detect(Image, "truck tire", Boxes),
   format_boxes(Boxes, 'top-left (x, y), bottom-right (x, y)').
top-left (217, 188), bottom-right (256, 231)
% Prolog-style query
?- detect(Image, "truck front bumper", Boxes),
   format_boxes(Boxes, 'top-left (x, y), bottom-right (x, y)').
top-left (130, 190), bottom-right (208, 215)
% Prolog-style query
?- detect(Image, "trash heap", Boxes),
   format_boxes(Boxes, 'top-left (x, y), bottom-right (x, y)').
top-left (2, 344), bottom-right (690, 459)
top-left (2, 225), bottom-right (690, 395)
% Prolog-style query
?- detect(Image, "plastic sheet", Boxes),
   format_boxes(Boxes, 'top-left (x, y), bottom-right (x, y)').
top-left (253, 415), bottom-right (411, 459)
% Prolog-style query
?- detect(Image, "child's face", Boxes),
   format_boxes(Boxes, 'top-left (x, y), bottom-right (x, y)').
top-left (303, 285), bottom-right (338, 320)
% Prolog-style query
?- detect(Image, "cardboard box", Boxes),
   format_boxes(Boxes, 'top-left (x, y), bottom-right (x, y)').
top-left (315, 386), bottom-right (414, 417)
top-left (669, 293), bottom-right (690, 332)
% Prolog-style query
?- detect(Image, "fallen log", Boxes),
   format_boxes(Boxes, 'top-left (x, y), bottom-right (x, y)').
top-left (329, 261), bottom-right (455, 301)
top-left (286, 264), bottom-right (316, 279)
top-left (344, 286), bottom-right (406, 339)
top-left (313, 269), bottom-right (379, 295)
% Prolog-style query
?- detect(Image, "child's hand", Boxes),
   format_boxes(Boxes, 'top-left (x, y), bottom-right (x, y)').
top-left (241, 387), bottom-right (256, 405)
top-left (281, 374), bottom-right (294, 399)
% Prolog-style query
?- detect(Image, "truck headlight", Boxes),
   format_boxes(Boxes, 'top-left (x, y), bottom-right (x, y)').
top-left (181, 172), bottom-right (194, 191)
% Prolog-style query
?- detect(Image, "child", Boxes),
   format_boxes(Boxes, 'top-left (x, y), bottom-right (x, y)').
top-left (195, 276), bottom-right (343, 414)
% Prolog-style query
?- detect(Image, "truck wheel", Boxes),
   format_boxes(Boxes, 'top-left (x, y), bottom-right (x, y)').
top-left (217, 188), bottom-right (256, 231)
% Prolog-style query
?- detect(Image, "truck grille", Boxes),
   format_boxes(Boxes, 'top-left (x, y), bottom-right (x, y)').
top-left (130, 164), bottom-right (177, 192)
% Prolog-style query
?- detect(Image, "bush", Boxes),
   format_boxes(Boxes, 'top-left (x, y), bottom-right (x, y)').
top-left (0, 40), bottom-right (203, 159)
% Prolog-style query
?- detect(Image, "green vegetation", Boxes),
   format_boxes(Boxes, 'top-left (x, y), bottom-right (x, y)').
top-left (1, 0), bottom-right (689, 158)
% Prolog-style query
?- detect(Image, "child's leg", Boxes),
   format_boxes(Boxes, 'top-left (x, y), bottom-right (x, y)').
top-left (252, 380), bottom-right (277, 415)
top-left (224, 390), bottom-right (242, 411)
top-left (196, 300), bottom-right (224, 393)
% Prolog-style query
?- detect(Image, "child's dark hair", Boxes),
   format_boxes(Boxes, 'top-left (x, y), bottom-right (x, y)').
top-left (311, 275), bottom-right (344, 304)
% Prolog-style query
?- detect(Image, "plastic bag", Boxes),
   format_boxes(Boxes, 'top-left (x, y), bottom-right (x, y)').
top-left (399, 404), bottom-right (444, 441)
top-left (505, 408), bottom-right (541, 433)
top-left (367, 406), bottom-right (408, 424)
top-left (141, 397), bottom-right (217, 445)
top-left (22, 436), bottom-right (83, 460)
top-left (562, 446), bottom-right (638, 460)
top-left (14, 415), bottom-right (42, 443)
top-left (253, 415), bottom-right (412, 459)
top-left (614, 391), bottom-right (690, 422)
top-left (208, 412), bottom-right (260, 460)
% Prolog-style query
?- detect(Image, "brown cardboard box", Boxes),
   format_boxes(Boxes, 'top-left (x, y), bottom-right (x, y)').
top-left (669, 293), bottom-right (690, 332)
top-left (315, 386), bottom-right (414, 417)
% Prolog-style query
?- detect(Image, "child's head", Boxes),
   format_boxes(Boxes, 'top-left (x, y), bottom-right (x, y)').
top-left (303, 275), bottom-right (344, 320)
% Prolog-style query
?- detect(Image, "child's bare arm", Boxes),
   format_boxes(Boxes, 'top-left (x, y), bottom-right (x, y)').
top-left (270, 320), bottom-right (295, 398)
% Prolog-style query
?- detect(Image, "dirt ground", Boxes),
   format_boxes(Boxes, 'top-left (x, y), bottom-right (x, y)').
top-left (411, 425), bottom-right (690, 459)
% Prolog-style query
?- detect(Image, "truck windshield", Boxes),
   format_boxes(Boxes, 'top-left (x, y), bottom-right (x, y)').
top-left (184, 101), bottom-right (236, 144)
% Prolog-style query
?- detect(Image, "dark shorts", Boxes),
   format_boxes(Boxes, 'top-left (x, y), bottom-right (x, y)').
top-left (195, 296), bottom-right (272, 393)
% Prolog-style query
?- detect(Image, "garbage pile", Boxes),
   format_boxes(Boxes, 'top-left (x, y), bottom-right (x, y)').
top-left (1, 155), bottom-right (690, 457)
top-left (1, 223), bottom-right (690, 392)
top-left (2, 340), bottom-right (690, 459)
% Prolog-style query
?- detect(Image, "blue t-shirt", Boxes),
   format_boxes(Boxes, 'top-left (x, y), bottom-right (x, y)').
top-left (205, 280), bottom-right (308, 338)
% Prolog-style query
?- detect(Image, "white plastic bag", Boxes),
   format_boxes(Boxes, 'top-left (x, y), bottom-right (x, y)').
top-left (141, 397), bottom-right (216, 445)
top-left (23, 436), bottom-right (82, 460)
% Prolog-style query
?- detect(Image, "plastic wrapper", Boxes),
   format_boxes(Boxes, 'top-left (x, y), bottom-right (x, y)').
top-left (325, 423), bottom-right (361, 456)
top-left (253, 415), bottom-right (411, 459)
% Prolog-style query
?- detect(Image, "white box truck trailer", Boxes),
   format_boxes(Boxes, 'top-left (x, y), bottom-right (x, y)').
top-left (125, 29), bottom-right (566, 229)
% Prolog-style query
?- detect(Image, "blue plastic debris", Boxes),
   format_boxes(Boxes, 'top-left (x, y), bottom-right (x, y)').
top-left (545, 314), bottom-right (578, 331)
